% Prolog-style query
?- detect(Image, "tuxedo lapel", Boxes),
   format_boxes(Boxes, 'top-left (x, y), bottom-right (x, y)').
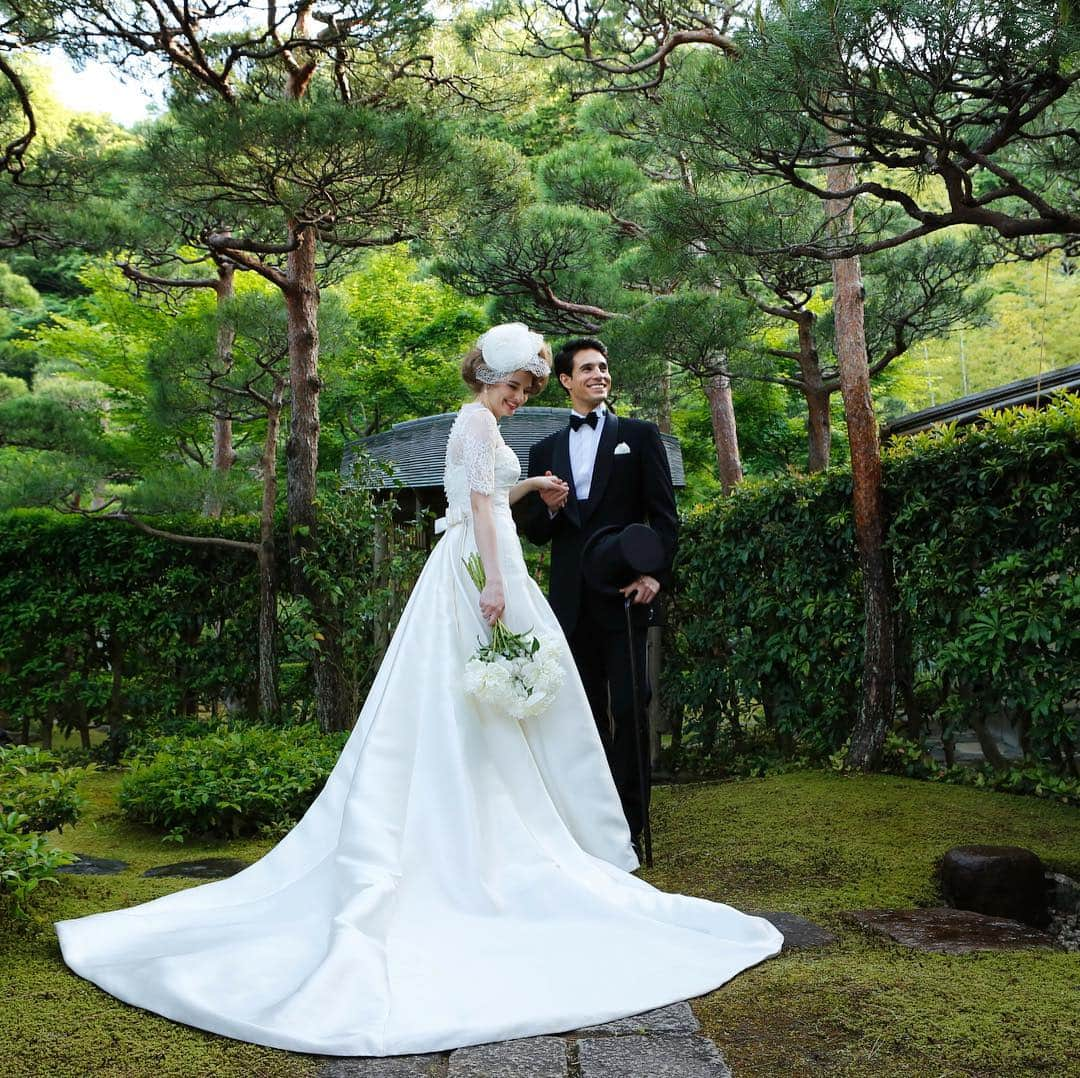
top-left (581, 412), bottom-right (619, 523)
top-left (553, 426), bottom-right (581, 528)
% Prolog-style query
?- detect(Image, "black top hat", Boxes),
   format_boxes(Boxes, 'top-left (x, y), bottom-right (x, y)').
top-left (581, 523), bottom-right (666, 597)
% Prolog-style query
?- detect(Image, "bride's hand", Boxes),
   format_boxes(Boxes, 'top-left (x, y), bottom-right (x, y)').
top-left (479, 579), bottom-right (505, 625)
top-left (535, 472), bottom-right (569, 511)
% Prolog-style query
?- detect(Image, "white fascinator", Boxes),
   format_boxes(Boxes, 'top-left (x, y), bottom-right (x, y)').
top-left (474, 322), bottom-right (549, 384)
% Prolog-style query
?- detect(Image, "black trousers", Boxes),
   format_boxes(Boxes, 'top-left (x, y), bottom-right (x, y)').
top-left (569, 606), bottom-right (650, 840)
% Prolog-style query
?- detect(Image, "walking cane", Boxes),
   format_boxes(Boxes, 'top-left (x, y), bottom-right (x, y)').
top-left (624, 597), bottom-right (653, 868)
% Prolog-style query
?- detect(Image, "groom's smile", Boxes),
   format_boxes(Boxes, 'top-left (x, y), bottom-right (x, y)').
top-left (560, 348), bottom-right (611, 413)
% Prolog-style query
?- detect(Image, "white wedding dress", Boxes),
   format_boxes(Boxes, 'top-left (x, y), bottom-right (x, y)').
top-left (56, 401), bottom-right (782, 1056)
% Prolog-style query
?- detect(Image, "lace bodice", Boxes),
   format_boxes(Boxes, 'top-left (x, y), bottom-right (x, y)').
top-left (443, 401), bottom-right (521, 516)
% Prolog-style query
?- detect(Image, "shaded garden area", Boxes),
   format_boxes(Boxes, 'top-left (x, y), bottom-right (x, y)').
top-left (2, 1), bottom-right (1079, 1073)
top-left (2, 768), bottom-right (1077, 1077)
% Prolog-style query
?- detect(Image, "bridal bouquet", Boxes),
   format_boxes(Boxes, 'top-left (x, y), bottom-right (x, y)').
top-left (462, 553), bottom-right (564, 720)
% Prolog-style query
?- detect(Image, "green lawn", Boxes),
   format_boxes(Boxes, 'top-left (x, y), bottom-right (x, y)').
top-left (3, 769), bottom-right (1078, 1077)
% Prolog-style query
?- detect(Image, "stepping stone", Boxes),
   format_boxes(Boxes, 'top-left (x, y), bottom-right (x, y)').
top-left (845, 907), bottom-right (1057, 954)
top-left (56, 854), bottom-right (129, 876)
top-left (745, 910), bottom-right (837, 950)
top-left (448, 1036), bottom-right (566, 1077)
top-left (576, 1002), bottom-right (699, 1035)
top-left (142, 858), bottom-right (249, 879)
top-left (578, 1034), bottom-right (731, 1078)
top-left (320, 1054), bottom-right (446, 1078)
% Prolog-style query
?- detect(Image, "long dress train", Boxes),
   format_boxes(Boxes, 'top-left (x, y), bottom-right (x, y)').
top-left (56, 401), bottom-right (782, 1056)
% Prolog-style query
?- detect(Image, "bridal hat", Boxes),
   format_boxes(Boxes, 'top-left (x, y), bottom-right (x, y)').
top-left (475, 322), bottom-right (549, 384)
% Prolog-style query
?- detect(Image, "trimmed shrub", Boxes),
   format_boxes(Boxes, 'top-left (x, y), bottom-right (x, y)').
top-left (0, 488), bottom-right (429, 752)
top-left (0, 811), bottom-right (75, 917)
top-left (0, 511), bottom-right (262, 755)
top-left (118, 724), bottom-right (350, 841)
top-left (672, 396), bottom-right (1080, 774)
top-left (0, 746), bottom-right (91, 833)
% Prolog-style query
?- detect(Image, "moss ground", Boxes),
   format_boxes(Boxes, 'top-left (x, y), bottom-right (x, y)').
top-left (2, 769), bottom-right (1077, 1077)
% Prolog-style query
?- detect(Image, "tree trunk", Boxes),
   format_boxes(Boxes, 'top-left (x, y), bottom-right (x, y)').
top-left (76, 653), bottom-right (91, 749)
top-left (256, 385), bottom-right (283, 723)
top-left (794, 310), bottom-right (832, 472)
top-left (824, 138), bottom-right (897, 772)
top-left (805, 386), bottom-right (831, 474)
top-left (40, 708), bottom-right (53, 750)
top-left (205, 263), bottom-right (238, 518)
top-left (704, 362), bottom-right (743, 494)
top-left (284, 224), bottom-right (348, 731)
top-left (970, 707), bottom-right (1009, 771)
top-left (107, 632), bottom-right (124, 725)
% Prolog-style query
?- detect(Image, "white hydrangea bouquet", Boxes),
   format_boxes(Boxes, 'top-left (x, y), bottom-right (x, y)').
top-left (462, 553), bottom-right (564, 720)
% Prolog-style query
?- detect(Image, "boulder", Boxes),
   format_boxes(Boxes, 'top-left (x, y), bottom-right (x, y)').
top-left (940, 845), bottom-right (1047, 927)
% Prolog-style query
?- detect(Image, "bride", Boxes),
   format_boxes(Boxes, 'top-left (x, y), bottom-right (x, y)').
top-left (56, 323), bottom-right (783, 1057)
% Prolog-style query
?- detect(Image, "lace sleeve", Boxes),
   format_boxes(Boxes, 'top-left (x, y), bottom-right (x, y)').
top-left (459, 405), bottom-right (499, 496)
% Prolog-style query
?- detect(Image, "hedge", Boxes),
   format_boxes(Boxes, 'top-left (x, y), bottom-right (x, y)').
top-left (0, 488), bottom-right (428, 753)
top-left (118, 724), bottom-right (350, 840)
top-left (672, 396), bottom-right (1080, 774)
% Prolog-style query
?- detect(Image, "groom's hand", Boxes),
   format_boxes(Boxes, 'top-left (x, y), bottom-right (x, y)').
top-left (620, 574), bottom-right (660, 605)
top-left (539, 470), bottom-right (568, 512)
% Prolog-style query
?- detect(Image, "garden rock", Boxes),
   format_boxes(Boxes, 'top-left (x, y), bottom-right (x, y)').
top-left (142, 858), bottom-right (249, 879)
top-left (1045, 872), bottom-right (1080, 915)
top-left (845, 907), bottom-right (1056, 953)
top-left (940, 845), bottom-right (1047, 926)
top-left (745, 910), bottom-right (837, 950)
top-left (577, 1034), bottom-right (731, 1078)
top-left (1046, 872), bottom-right (1080, 952)
top-left (57, 854), bottom-right (129, 876)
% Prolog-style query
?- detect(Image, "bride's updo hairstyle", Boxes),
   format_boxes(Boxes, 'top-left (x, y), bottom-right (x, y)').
top-left (462, 322), bottom-right (551, 396)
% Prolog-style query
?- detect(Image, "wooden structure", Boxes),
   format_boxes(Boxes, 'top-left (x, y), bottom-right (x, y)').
top-left (341, 406), bottom-right (686, 510)
top-left (882, 363), bottom-right (1080, 440)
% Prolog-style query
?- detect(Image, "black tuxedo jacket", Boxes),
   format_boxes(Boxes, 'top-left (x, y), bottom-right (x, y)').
top-left (514, 411), bottom-right (678, 635)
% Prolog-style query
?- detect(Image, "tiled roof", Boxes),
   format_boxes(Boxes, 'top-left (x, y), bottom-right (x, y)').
top-left (341, 407), bottom-right (686, 490)
top-left (883, 363), bottom-right (1080, 439)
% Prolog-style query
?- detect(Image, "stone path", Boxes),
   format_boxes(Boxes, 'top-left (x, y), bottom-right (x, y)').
top-left (56, 854), bottom-right (130, 875)
top-left (845, 907), bottom-right (1057, 954)
top-left (315, 1003), bottom-right (732, 1078)
top-left (745, 910), bottom-right (837, 951)
top-left (142, 857), bottom-right (250, 879)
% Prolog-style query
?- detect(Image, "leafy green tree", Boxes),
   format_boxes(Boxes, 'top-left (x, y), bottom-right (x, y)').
top-left (53, 1), bottom-right (525, 729)
top-left (511, 0), bottom-right (1080, 770)
top-left (320, 246), bottom-right (487, 470)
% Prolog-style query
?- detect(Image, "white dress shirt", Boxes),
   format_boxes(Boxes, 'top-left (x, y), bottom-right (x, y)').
top-left (569, 406), bottom-right (606, 502)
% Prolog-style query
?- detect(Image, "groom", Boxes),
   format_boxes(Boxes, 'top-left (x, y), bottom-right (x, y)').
top-left (515, 338), bottom-right (678, 853)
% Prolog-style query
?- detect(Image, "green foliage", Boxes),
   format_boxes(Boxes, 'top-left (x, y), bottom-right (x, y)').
top-left (673, 396), bottom-right (1080, 775)
top-left (0, 811), bottom-right (75, 917)
top-left (118, 724), bottom-right (349, 841)
top-left (0, 746), bottom-right (92, 833)
top-left (869, 733), bottom-right (1080, 807)
top-left (0, 510), bottom-right (263, 755)
top-left (322, 247), bottom-right (486, 469)
top-left (886, 257), bottom-right (1080, 417)
top-left (300, 483), bottom-right (431, 719)
top-left (887, 399), bottom-right (1080, 762)
top-left (0, 483), bottom-right (429, 751)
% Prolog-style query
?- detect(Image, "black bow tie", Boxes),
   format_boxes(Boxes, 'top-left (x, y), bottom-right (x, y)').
top-left (570, 411), bottom-right (599, 431)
